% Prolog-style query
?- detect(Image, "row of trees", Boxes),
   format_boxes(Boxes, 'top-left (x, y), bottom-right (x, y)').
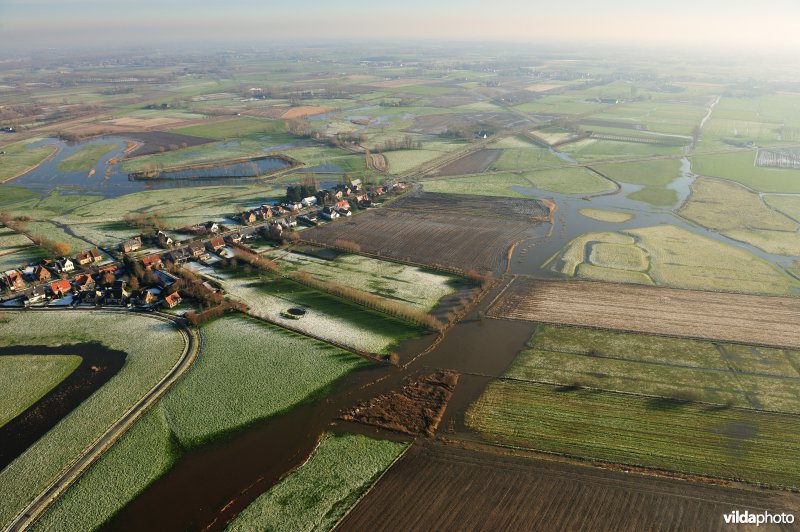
top-left (372, 135), bottom-right (422, 153)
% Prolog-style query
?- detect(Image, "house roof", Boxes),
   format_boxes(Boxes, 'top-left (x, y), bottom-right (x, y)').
top-left (164, 292), bottom-right (181, 305)
top-left (50, 279), bottom-right (72, 293)
top-left (142, 254), bottom-right (162, 266)
top-left (74, 273), bottom-right (94, 285)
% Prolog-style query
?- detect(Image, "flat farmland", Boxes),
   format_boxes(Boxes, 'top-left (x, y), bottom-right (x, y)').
top-left (488, 278), bottom-right (800, 349)
top-left (338, 442), bottom-right (799, 532)
top-left (301, 192), bottom-right (549, 273)
top-left (429, 148), bottom-right (502, 176)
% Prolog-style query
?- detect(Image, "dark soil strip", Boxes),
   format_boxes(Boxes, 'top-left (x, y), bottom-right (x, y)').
top-left (0, 344), bottom-right (126, 470)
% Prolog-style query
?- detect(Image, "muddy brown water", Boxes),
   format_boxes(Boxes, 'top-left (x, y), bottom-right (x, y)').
top-left (106, 288), bottom-right (536, 531)
top-left (0, 344), bottom-right (126, 470)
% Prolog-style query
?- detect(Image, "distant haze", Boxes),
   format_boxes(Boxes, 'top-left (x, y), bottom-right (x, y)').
top-left (3, 0), bottom-right (800, 52)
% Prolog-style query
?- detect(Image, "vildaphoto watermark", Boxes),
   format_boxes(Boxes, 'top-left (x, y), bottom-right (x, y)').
top-left (724, 510), bottom-right (795, 526)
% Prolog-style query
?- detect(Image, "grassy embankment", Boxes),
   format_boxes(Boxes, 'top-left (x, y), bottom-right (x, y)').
top-left (228, 433), bottom-right (407, 532)
top-left (0, 139), bottom-right (58, 183)
top-left (0, 312), bottom-right (185, 529)
top-left (35, 315), bottom-right (367, 531)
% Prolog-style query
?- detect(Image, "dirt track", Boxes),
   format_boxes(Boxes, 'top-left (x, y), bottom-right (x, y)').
top-left (488, 278), bottom-right (800, 349)
top-left (338, 442), bottom-right (799, 531)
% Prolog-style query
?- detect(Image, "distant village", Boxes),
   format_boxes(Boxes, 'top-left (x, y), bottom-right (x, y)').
top-left (0, 177), bottom-right (408, 311)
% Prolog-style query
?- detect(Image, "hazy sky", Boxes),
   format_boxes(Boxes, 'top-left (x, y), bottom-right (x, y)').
top-left (3, 0), bottom-right (800, 51)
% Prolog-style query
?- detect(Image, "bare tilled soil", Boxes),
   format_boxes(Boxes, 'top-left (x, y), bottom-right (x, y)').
top-left (429, 148), bottom-right (502, 176)
top-left (340, 371), bottom-right (458, 436)
top-left (338, 441), bottom-right (800, 532)
top-left (489, 277), bottom-right (800, 348)
top-left (300, 192), bottom-right (550, 274)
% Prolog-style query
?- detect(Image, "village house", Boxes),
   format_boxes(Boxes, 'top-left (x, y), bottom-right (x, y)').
top-left (73, 273), bottom-right (96, 291)
top-left (22, 286), bottom-right (47, 306)
top-left (153, 269), bottom-right (179, 288)
top-left (142, 287), bottom-right (161, 305)
top-left (165, 248), bottom-right (191, 265)
top-left (141, 254), bottom-right (163, 270)
top-left (260, 205), bottom-right (274, 219)
top-left (301, 196), bottom-right (318, 207)
top-left (90, 248), bottom-right (102, 262)
top-left (163, 292), bottom-right (182, 308)
top-left (205, 236), bottom-right (225, 252)
top-left (56, 257), bottom-right (75, 273)
top-left (32, 265), bottom-right (51, 282)
top-left (96, 265), bottom-right (118, 277)
top-left (282, 202), bottom-right (301, 213)
top-left (203, 221), bottom-right (220, 233)
top-left (224, 232), bottom-right (244, 245)
top-left (49, 279), bottom-right (72, 298)
top-left (2, 270), bottom-right (25, 291)
top-left (320, 206), bottom-right (340, 220)
top-left (120, 237), bottom-right (142, 253)
top-left (273, 205), bottom-right (287, 216)
top-left (104, 280), bottom-right (130, 305)
top-left (348, 178), bottom-right (362, 191)
top-left (241, 210), bottom-right (258, 224)
top-left (335, 200), bottom-right (351, 211)
top-left (187, 241), bottom-right (205, 257)
top-left (74, 250), bottom-right (93, 266)
top-left (156, 230), bottom-right (174, 248)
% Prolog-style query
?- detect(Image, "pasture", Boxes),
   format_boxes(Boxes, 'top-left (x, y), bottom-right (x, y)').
top-left (229, 434), bottom-right (406, 532)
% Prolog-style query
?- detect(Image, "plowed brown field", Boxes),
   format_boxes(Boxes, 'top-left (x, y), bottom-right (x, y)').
top-left (488, 278), bottom-right (800, 348)
top-left (300, 193), bottom-right (550, 273)
top-left (338, 442), bottom-right (799, 531)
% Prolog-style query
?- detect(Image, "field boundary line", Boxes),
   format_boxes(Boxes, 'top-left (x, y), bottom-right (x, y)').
top-left (331, 441), bottom-right (414, 532)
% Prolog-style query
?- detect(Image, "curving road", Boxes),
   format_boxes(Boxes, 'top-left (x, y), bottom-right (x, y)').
top-left (3, 307), bottom-right (200, 532)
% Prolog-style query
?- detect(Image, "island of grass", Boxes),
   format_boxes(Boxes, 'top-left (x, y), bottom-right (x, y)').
top-left (57, 143), bottom-right (118, 173)
top-left (228, 433), bottom-right (407, 532)
top-left (35, 315), bottom-right (370, 530)
top-left (0, 311), bottom-right (186, 529)
top-left (592, 159), bottom-right (682, 207)
top-left (578, 208), bottom-right (634, 223)
top-left (465, 324), bottom-right (800, 489)
top-left (0, 355), bottom-right (81, 427)
top-left (548, 225), bottom-right (800, 295)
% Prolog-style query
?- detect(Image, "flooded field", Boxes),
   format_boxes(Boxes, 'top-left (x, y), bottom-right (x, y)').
top-left (0, 344), bottom-right (126, 469)
top-left (5, 138), bottom-right (293, 197)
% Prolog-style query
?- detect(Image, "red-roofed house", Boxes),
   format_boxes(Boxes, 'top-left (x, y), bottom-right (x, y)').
top-left (141, 254), bottom-right (163, 270)
top-left (49, 279), bottom-right (72, 297)
top-left (73, 273), bottom-right (95, 291)
top-left (163, 292), bottom-right (182, 308)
